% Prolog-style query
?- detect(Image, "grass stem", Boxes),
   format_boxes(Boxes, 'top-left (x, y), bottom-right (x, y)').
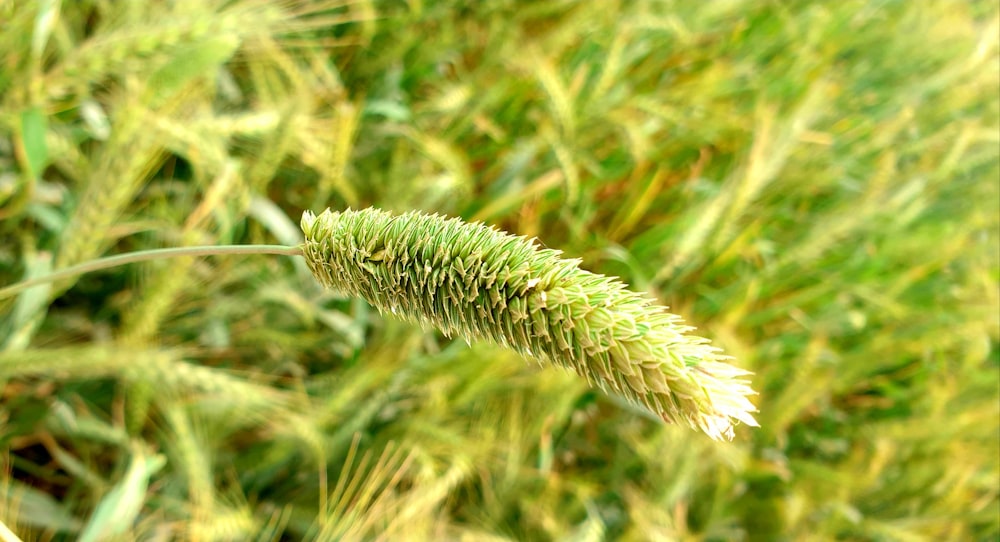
top-left (0, 245), bottom-right (303, 301)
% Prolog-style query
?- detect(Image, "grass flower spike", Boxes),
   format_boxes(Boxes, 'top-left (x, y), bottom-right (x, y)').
top-left (301, 208), bottom-right (758, 440)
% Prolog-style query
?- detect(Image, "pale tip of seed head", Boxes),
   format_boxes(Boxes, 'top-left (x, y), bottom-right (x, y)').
top-left (301, 210), bottom-right (317, 230)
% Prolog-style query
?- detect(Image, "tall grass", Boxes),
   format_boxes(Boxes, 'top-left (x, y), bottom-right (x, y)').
top-left (1, 0), bottom-right (997, 540)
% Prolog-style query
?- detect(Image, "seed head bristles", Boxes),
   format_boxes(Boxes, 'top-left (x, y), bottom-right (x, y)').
top-left (300, 208), bottom-right (758, 440)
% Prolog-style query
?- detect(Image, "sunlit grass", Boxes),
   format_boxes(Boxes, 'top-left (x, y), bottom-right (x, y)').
top-left (1, 0), bottom-right (997, 540)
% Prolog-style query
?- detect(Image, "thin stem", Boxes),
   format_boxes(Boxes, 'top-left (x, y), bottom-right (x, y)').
top-left (0, 245), bottom-right (303, 301)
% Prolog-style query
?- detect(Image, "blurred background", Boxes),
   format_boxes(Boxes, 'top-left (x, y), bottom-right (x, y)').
top-left (0, 1), bottom-right (997, 540)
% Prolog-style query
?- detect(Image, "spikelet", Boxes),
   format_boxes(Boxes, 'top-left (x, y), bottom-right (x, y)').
top-left (301, 208), bottom-right (758, 440)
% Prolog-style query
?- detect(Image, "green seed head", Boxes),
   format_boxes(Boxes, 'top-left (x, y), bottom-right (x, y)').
top-left (301, 207), bottom-right (758, 440)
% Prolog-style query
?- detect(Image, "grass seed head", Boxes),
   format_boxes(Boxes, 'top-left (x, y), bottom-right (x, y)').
top-left (301, 207), bottom-right (758, 440)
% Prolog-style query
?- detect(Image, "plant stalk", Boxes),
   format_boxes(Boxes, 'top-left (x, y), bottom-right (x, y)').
top-left (0, 245), bottom-right (303, 301)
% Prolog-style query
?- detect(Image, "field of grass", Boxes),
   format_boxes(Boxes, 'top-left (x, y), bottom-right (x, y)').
top-left (1, 1), bottom-right (998, 540)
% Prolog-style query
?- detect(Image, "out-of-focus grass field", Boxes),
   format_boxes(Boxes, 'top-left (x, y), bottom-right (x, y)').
top-left (1, 1), bottom-right (997, 540)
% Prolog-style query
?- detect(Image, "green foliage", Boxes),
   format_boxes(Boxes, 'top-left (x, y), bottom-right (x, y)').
top-left (1, 0), bottom-right (997, 540)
